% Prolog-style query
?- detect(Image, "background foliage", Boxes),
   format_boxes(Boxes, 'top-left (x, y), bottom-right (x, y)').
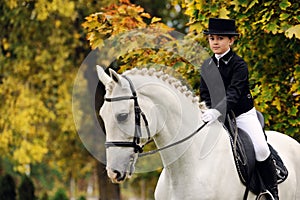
top-left (0, 0), bottom-right (299, 199)
top-left (83, 0), bottom-right (299, 141)
top-left (0, 0), bottom-right (116, 198)
top-left (178, 0), bottom-right (300, 139)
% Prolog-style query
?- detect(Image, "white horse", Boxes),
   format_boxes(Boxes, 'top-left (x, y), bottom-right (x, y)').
top-left (96, 65), bottom-right (300, 200)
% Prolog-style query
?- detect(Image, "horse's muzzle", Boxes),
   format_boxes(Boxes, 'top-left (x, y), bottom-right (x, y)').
top-left (107, 168), bottom-right (129, 183)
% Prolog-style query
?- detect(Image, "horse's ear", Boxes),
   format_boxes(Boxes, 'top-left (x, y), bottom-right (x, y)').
top-left (109, 68), bottom-right (121, 83)
top-left (96, 65), bottom-right (112, 86)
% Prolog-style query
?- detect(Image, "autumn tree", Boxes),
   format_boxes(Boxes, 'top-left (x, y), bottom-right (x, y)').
top-left (0, 0), bottom-right (119, 198)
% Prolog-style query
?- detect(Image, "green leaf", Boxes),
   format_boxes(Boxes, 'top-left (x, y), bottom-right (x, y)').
top-left (210, 4), bottom-right (218, 13)
top-left (290, 106), bottom-right (298, 116)
top-left (173, 61), bottom-right (186, 69)
top-left (286, 127), bottom-right (297, 135)
top-left (279, 0), bottom-right (291, 10)
top-left (265, 22), bottom-right (279, 34)
top-left (246, 0), bottom-right (259, 12)
top-left (238, 0), bottom-right (248, 7)
top-left (264, 1), bottom-right (273, 6)
top-left (279, 13), bottom-right (290, 21)
top-left (252, 85), bottom-right (261, 96)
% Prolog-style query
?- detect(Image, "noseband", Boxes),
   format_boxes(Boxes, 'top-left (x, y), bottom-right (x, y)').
top-left (104, 75), bottom-right (151, 153)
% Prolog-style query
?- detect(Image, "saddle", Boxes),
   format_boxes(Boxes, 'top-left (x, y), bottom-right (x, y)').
top-left (226, 111), bottom-right (288, 195)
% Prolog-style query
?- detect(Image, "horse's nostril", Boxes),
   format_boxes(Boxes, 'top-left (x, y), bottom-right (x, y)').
top-left (113, 170), bottom-right (126, 182)
top-left (113, 170), bottom-right (121, 179)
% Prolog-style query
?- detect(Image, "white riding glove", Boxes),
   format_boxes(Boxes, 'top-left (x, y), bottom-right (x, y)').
top-left (202, 109), bottom-right (221, 124)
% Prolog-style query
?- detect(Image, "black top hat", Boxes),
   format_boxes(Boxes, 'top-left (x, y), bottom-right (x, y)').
top-left (203, 18), bottom-right (239, 36)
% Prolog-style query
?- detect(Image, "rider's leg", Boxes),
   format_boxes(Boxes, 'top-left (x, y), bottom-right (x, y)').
top-left (236, 107), bottom-right (279, 200)
top-left (257, 155), bottom-right (279, 200)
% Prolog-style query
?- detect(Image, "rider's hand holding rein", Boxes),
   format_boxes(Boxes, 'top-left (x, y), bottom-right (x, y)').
top-left (202, 109), bottom-right (221, 124)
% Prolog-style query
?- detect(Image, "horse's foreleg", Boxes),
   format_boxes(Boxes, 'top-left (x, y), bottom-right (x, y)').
top-left (154, 169), bottom-right (171, 200)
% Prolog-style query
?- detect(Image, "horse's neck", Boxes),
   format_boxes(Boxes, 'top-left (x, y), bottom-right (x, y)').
top-left (129, 74), bottom-right (207, 166)
top-left (128, 73), bottom-right (231, 168)
top-left (129, 73), bottom-right (237, 195)
top-left (155, 100), bottom-right (203, 166)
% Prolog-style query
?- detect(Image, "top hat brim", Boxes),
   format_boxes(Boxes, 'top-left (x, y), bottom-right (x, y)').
top-left (203, 30), bottom-right (240, 36)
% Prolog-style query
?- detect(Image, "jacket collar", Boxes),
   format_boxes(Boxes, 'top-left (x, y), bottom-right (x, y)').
top-left (215, 48), bottom-right (231, 59)
top-left (212, 49), bottom-right (234, 65)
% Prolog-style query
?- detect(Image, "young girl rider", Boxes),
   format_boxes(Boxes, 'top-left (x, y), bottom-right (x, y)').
top-left (200, 18), bottom-right (279, 200)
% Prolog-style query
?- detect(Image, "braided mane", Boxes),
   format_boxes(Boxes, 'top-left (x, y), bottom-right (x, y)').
top-left (123, 68), bottom-right (207, 110)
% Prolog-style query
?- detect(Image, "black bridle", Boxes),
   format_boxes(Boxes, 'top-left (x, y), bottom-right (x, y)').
top-left (104, 75), bottom-right (151, 153)
top-left (104, 75), bottom-right (208, 157)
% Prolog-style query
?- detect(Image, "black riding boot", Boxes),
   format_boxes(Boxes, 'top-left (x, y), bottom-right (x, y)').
top-left (257, 155), bottom-right (279, 200)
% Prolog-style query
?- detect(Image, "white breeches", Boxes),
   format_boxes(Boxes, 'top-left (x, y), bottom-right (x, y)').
top-left (236, 107), bottom-right (271, 161)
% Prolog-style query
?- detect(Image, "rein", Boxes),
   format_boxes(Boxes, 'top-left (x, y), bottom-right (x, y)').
top-left (104, 75), bottom-right (208, 157)
top-left (139, 121), bottom-right (208, 157)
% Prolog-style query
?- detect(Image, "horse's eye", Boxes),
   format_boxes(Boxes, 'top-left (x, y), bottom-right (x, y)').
top-left (116, 113), bottom-right (128, 122)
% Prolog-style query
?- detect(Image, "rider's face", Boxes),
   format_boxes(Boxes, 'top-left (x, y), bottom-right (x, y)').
top-left (208, 35), bottom-right (234, 55)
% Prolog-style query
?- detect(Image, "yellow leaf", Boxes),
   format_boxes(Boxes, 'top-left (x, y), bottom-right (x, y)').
top-left (141, 12), bottom-right (151, 18)
top-left (285, 24), bottom-right (300, 39)
top-left (55, 20), bottom-right (61, 28)
top-left (2, 38), bottom-right (10, 50)
top-left (195, 2), bottom-right (203, 10)
top-left (219, 7), bottom-right (230, 18)
top-left (5, 0), bottom-right (17, 9)
top-left (151, 17), bottom-right (161, 23)
top-left (185, 3), bottom-right (196, 17)
top-left (188, 22), bottom-right (203, 33)
top-left (230, 0), bottom-right (241, 12)
top-left (271, 97), bottom-right (281, 111)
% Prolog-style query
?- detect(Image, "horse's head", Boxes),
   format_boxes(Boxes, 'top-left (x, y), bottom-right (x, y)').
top-left (96, 65), bottom-right (159, 183)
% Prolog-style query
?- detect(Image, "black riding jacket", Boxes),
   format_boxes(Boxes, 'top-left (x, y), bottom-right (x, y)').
top-left (200, 49), bottom-right (254, 117)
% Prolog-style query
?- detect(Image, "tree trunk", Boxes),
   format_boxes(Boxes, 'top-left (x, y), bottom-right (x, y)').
top-left (70, 176), bottom-right (76, 200)
top-left (0, 159), bottom-right (3, 176)
top-left (0, 159), bottom-right (3, 177)
top-left (96, 161), bottom-right (120, 200)
top-left (84, 57), bottom-right (121, 200)
top-left (140, 179), bottom-right (146, 200)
